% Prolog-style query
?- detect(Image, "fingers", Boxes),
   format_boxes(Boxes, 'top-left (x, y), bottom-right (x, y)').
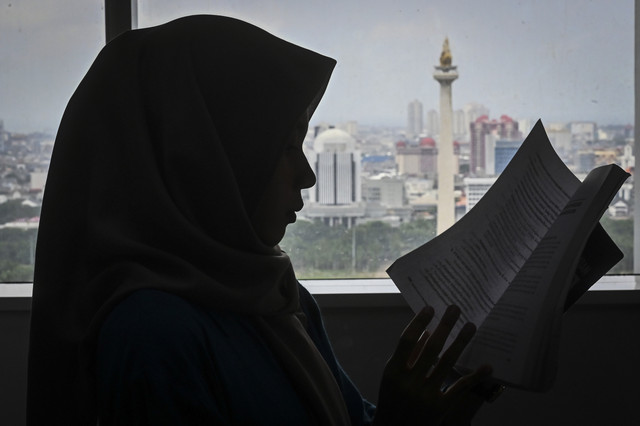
top-left (377, 306), bottom-right (493, 426)
top-left (407, 325), bottom-right (431, 367)
top-left (390, 304), bottom-right (486, 392)
top-left (390, 305), bottom-right (435, 368)
top-left (411, 305), bottom-right (462, 379)
top-left (428, 321), bottom-right (476, 384)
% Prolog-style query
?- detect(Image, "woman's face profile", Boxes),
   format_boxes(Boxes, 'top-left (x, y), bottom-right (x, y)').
top-left (250, 117), bottom-right (317, 246)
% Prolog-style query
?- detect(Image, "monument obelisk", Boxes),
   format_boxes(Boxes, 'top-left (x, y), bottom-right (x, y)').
top-left (433, 38), bottom-right (458, 235)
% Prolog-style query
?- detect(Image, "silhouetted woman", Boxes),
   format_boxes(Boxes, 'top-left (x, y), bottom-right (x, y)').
top-left (27, 15), bottom-right (489, 425)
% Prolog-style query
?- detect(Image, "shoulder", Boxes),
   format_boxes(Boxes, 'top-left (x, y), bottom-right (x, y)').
top-left (100, 289), bottom-right (208, 350)
top-left (105, 288), bottom-right (201, 323)
top-left (298, 282), bottom-right (321, 317)
top-left (97, 289), bottom-right (223, 380)
top-left (96, 290), bottom-right (234, 423)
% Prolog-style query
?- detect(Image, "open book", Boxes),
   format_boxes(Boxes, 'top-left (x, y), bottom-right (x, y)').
top-left (386, 120), bottom-right (629, 391)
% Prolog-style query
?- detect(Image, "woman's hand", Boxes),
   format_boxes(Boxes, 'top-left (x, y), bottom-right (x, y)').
top-left (373, 305), bottom-right (492, 426)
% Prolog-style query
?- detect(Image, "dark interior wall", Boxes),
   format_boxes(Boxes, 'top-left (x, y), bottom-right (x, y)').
top-left (2, 291), bottom-right (639, 426)
top-left (472, 300), bottom-right (640, 426)
top-left (315, 293), bottom-right (415, 403)
top-left (0, 298), bottom-right (30, 426)
top-left (318, 291), bottom-right (640, 426)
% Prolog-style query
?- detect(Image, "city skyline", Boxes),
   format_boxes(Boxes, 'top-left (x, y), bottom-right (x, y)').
top-left (0, 1), bottom-right (634, 133)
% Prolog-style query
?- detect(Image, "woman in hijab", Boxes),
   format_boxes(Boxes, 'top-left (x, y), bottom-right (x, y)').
top-left (27, 15), bottom-right (490, 425)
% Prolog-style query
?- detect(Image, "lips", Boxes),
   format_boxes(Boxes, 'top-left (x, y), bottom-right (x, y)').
top-left (293, 198), bottom-right (304, 212)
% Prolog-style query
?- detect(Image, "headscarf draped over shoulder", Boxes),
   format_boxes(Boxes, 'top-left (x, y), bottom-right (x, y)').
top-left (27, 15), bottom-right (348, 425)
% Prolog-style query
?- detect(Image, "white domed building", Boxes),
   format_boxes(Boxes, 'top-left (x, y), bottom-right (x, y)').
top-left (313, 127), bottom-right (356, 153)
top-left (302, 128), bottom-right (365, 227)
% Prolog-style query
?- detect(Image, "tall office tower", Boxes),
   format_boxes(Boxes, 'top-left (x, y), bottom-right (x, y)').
top-left (452, 109), bottom-right (467, 140)
top-left (469, 115), bottom-right (519, 176)
top-left (426, 109), bottom-right (439, 137)
top-left (463, 102), bottom-right (490, 126)
top-left (0, 120), bottom-right (7, 147)
top-left (493, 139), bottom-right (522, 175)
top-left (407, 99), bottom-right (424, 139)
top-left (433, 37), bottom-right (458, 235)
top-left (310, 128), bottom-right (361, 205)
top-left (305, 128), bottom-right (363, 227)
top-left (310, 129), bottom-right (361, 205)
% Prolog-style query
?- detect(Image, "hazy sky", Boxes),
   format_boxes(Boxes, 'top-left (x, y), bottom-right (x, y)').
top-left (0, 0), bottom-right (634, 133)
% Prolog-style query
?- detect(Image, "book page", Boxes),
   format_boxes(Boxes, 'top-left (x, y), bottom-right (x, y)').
top-left (563, 223), bottom-right (623, 309)
top-left (457, 165), bottom-right (629, 390)
top-left (388, 120), bottom-right (629, 389)
top-left (387, 120), bottom-right (579, 332)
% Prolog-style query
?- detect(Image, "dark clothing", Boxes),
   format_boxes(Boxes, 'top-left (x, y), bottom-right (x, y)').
top-left (97, 285), bottom-right (376, 425)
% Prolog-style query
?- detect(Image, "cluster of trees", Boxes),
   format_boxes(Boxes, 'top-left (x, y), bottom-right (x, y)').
top-left (0, 200), bottom-right (633, 282)
top-left (600, 216), bottom-right (633, 274)
top-left (0, 200), bottom-right (40, 282)
top-left (281, 216), bottom-right (634, 279)
top-left (280, 219), bottom-right (436, 278)
top-left (0, 228), bottom-right (37, 281)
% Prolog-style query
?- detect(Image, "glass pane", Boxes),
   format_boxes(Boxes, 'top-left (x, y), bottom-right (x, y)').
top-left (0, 1), bottom-right (104, 282)
top-left (138, 1), bottom-right (634, 278)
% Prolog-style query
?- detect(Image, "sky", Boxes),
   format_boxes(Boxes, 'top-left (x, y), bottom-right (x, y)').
top-left (0, 0), bottom-right (634, 134)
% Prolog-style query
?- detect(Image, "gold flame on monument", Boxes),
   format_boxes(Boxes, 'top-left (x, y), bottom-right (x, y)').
top-left (439, 37), bottom-right (452, 68)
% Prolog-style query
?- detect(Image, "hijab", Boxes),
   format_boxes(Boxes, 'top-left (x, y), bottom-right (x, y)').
top-left (27, 15), bottom-right (349, 424)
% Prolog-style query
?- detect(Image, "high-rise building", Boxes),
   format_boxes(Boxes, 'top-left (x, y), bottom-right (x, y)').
top-left (464, 177), bottom-right (497, 213)
top-left (303, 128), bottom-right (364, 227)
top-left (425, 109), bottom-right (439, 137)
top-left (494, 140), bottom-right (522, 175)
top-left (395, 137), bottom-right (438, 178)
top-left (407, 99), bottom-right (424, 139)
top-left (469, 115), bottom-right (519, 176)
top-left (452, 109), bottom-right (467, 140)
top-left (309, 128), bottom-right (361, 205)
top-left (462, 103), bottom-right (490, 127)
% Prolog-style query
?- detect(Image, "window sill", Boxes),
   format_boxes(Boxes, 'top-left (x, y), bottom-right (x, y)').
top-left (1, 274), bottom-right (639, 300)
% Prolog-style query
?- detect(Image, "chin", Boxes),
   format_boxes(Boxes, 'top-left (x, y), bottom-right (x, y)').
top-left (262, 228), bottom-right (287, 247)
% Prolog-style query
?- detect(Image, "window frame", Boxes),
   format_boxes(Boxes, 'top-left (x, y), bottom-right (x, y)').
top-left (23, 1), bottom-right (625, 294)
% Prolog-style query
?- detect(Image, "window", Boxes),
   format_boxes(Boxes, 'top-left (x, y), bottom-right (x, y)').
top-left (0, 1), bottom-right (635, 282)
top-left (140, 0), bottom-right (635, 279)
top-left (0, 1), bottom-right (104, 282)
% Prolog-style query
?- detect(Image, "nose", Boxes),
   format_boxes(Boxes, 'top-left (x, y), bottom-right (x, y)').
top-left (298, 153), bottom-right (316, 189)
